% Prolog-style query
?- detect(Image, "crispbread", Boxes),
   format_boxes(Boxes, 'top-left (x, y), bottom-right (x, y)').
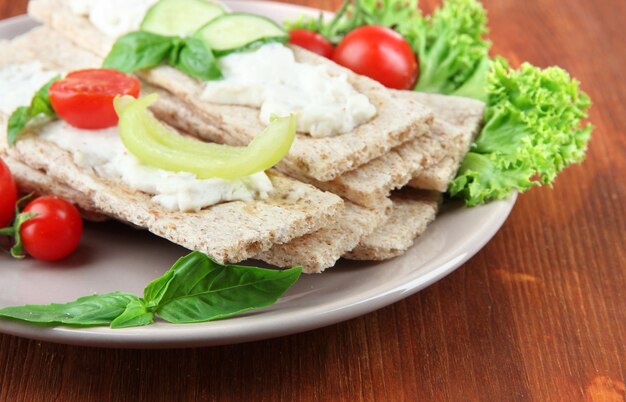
top-left (344, 190), bottom-right (441, 261)
top-left (29, 0), bottom-right (434, 182)
top-left (0, 32), bottom-right (344, 264)
top-left (409, 156), bottom-right (459, 193)
top-left (408, 93), bottom-right (485, 192)
top-left (3, 155), bottom-right (109, 222)
top-left (256, 201), bottom-right (389, 273)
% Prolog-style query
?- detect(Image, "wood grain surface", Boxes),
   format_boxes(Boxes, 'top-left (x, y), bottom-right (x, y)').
top-left (1, 0), bottom-right (625, 401)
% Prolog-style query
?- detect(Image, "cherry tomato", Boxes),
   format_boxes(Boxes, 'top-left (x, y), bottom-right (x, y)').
top-left (332, 26), bottom-right (419, 90)
top-left (289, 29), bottom-right (335, 59)
top-left (20, 196), bottom-right (83, 261)
top-left (49, 69), bottom-right (141, 130)
top-left (0, 158), bottom-right (17, 228)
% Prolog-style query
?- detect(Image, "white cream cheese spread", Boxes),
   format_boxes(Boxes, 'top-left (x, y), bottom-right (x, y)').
top-left (65, 3), bottom-right (377, 138)
top-left (202, 43), bottom-right (377, 138)
top-left (0, 63), bottom-right (274, 212)
top-left (70, 0), bottom-right (158, 38)
top-left (0, 62), bottom-right (58, 115)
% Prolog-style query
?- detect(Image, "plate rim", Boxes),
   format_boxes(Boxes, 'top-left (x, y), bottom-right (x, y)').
top-left (0, 4), bottom-right (517, 348)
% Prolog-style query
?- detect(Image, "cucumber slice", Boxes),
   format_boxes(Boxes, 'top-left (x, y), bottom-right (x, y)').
top-left (195, 13), bottom-right (289, 56)
top-left (140, 0), bottom-right (225, 37)
top-left (114, 94), bottom-right (296, 180)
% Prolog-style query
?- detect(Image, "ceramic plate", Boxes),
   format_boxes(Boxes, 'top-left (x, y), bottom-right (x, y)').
top-left (0, 1), bottom-right (516, 348)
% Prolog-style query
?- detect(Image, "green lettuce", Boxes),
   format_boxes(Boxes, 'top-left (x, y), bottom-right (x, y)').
top-left (413, 0), bottom-right (490, 100)
top-left (286, 0), bottom-right (592, 206)
top-left (449, 59), bottom-right (592, 205)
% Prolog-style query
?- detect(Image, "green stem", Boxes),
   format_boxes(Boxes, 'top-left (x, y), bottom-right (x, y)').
top-left (0, 227), bottom-right (15, 236)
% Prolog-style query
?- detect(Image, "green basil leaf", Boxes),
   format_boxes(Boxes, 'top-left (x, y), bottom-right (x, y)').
top-left (6, 76), bottom-right (59, 147)
top-left (176, 37), bottom-right (223, 81)
top-left (32, 77), bottom-right (59, 116)
top-left (143, 251), bottom-right (208, 307)
top-left (0, 252), bottom-right (301, 328)
top-left (103, 31), bottom-right (175, 73)
top-left (7, 107), bottom-right (29, 147)
top-left (153, 252), bottom-right (302, 323)
top-left (110, 298), bottom-right (154, 329)
top-left (0, 292), bottom-right (138, 327)
top-left (167, 37), bottom-right (185, 66)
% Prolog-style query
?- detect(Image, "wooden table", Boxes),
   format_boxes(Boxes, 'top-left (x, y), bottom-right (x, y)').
top-left (1, 0), bottom-right (624, 400)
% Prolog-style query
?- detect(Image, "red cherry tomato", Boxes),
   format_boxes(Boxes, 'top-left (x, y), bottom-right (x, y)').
top-left (20, 196), bottom-right (83, 261)
top-left (332, 26), bottom-right (419, 90)
top-left (289, 29), bottom-right (334, 59)
top-left (49, 69), bottom-right (140, 130)
top-left (0, 158), bottom-right (17, 228)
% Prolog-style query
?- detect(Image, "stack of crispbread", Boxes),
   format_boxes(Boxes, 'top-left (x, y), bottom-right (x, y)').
top-left (0, 29), bottom-right (345, 264)
top-left (7, 0), bottom-right (487, 273)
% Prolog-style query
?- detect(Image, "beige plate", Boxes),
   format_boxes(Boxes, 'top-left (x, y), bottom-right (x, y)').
top-left (0, 3), bottom-right (517, 348)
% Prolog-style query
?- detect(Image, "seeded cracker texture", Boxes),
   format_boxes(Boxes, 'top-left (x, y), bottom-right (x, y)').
top-left (28, 0), bottom-right (434, 183)
top-left (344, 191), bottom-right (441, 261)
top-left (0, 29), bottom-right (344, 264)
top-left (408, 93), bottom-right (486, 192)
top-left (3, 155), bottom-right (109, 222)
top-left (256, 201), bottom-right (390, 273)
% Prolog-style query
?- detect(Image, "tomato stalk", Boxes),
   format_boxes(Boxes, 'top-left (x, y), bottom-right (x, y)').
top-left (0, 194), bottom-right (38, 259)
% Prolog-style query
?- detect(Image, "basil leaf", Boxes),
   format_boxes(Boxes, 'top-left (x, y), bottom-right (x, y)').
top-left (103, 31), bottom-right (174, 73)
top-left (0, 252), bottom-right (301, 328)
top-left (153, 252), bottom-right (302, 323)
top-left (7, 107), bottom-right (29, 147)
top-left (103, 32), bottom-right (223, 81)
top-left (176, 37), bottom-right (223, 81)
top-left (110, 298), bottom-right (154, 329)
top-left (7, 76), bottom-right (59, 147)
top-left (32, 77), bottom-right (58, 115)
top-left (0, 292), bottom-right (138, 327)
top-left (166, 37), bottom-right (185, 66)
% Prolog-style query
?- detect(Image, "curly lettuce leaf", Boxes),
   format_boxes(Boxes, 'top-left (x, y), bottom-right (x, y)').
top-left (413, 0), bottom-right (491, 101)
top-left (449, 59), bottom-right (592, 205)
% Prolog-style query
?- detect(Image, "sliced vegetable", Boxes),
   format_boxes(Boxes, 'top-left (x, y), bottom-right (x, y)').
top-left (332, 25), bottom-right (418, 89)
top-left (288, 29), bottom-right (334, 58)
top-left (0, 158), bottom-right (17, 228)
top-left (7, 76), bottom-right (59, 147)
top-left (449, 59), bottom-right (592, 205)
top-left (0, 251), bottom-right (302, 329)
top-left (195, 13), bottom-right (289, 56)
top-left (140, 0), bottom-right (225, 37)
top-left (49, 69), bottom-right (140, 129)
top-left (114, 94), bottom-right (296, 180)
top-left (103, 32), bottom-right (222, 81)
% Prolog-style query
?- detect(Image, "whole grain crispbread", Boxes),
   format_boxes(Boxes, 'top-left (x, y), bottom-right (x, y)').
top-left (0, 33), bottom-right (344, 264)
top-left (256, 201), bottom-right (390, 273)
top-left (408, 156), bottom-right (459, 193)
top-left (29, 0), bottom-right (434, 182)
top-left (344, 190), bottom-right (441, 261)
top-left (2, 155), bottom-right (110, 222)
top-left (408, 93), bottom-right (485, 192)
